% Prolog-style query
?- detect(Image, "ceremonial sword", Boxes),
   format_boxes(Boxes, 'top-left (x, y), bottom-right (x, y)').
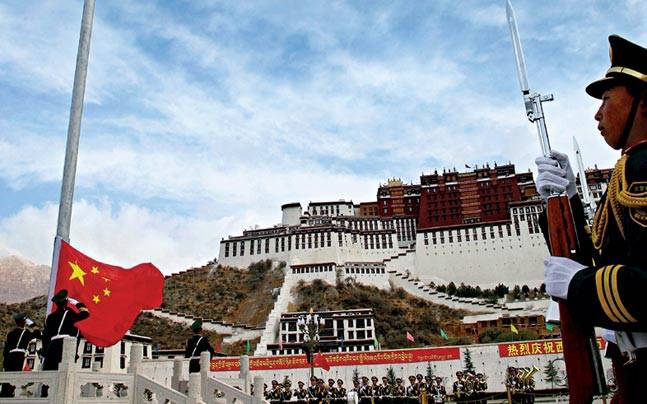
top-left (505, 1), bottom-right (607, 402)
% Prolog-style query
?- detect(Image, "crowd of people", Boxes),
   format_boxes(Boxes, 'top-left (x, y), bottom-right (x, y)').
top-left (260, 371), bottom-right (488, 403)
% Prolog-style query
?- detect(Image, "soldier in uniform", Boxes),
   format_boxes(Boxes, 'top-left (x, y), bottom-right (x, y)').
top-left (294, 381), bottom-right (309, 401)
top-left (42, 289), bottom-right (89, 370)
top-left (451, 371), bottom-right (464, 401)
top-left (379, 376), bottom-right (391, 397)
top-left (335, 379), bottom-right (347, 399)
top-left (431, 377), bottom-right (446, 404)
top-left (184, 319), bottom-right (215, 373)
top-left (393, 378), bottom-right (405, 397)
top-left (268, 380), bottom-right (282, 401)
top-left (536, 35), bottom-right (647, 403)
top-left (370, 376), bottom-right (381, 397)
top-left (358, 376), bottom-right (371, 399)
top-left (308, 376), bottom-right (319, 399)
top-left (405, 375), bottom-right (418, 403)
top-left (3, 314), bottom-right (40, 371)
top-left (281, 382), bottom-right (293, 402)
top-left (1, 313), bottom-right (41, 397)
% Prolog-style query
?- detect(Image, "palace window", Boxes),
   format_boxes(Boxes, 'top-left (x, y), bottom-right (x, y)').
top-left (225, 242), bottom-right (230, 257)
top-left (250, 240), bottom-right (255, 255)
top-left (240, 241), bottom-right (245, 256)
top-left (257, 239), bottom-right (262, 254)
top-left (327, 232), bottom-right (331, 247)
top-left (232, 242), bottom-right (237, 257)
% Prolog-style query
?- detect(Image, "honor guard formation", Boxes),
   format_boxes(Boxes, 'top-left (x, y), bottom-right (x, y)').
top-left (256, 369), bottom-right (489, 403)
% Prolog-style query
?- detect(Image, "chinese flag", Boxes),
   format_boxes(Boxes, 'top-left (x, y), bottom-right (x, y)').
top-left (52, 238), bottom-right (164, 347)
top-left (313, 352), bottom-right (330, 371)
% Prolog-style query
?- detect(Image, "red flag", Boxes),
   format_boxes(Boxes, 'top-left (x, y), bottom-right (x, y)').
top-left (313, 352), bottom-right (330, 371)
top-left (52, 239), bottom-right (164, 347)
top-left (406, 331), bottom-right (415, 342)
top-left (215, 340), bottom-right (222, 353)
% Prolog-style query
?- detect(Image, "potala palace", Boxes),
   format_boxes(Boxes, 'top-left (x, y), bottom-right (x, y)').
top-left (218, 163), bottom-right (549, 289)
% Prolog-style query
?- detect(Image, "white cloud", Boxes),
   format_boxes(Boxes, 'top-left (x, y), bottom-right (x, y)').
top-left (0, 199), bottom-right (268, 274)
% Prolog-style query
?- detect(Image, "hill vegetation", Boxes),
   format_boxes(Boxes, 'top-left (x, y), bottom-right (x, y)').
top-left (292, 279), bottom-right (469, 348)
top-left (162, 260), bottom-right (284, 327)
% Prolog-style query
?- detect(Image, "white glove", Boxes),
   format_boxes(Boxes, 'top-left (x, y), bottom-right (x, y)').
top-left (535, 150), bottom-right (577, 200)
top-left (545, 301), bottom-right (560, 324)
top-left (601, 328), bottom-right (616, 345)
top-left (543, 256), bottom-right (587, 299)
top-left (68, 297), bottom-right (79, 305)
top-left (25, 318), bottom-right (34, 327)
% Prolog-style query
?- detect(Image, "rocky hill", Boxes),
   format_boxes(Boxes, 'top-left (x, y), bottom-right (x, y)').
top-left (0, 256), bottom-right (49, 303)
top-left (162, 260), bottom-right (285, 327)
top-left (292, 279), bottom-right (469, 348)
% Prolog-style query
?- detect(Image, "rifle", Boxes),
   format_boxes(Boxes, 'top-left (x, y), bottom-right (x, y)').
top-left (504, 1), bottom-right (607, 402)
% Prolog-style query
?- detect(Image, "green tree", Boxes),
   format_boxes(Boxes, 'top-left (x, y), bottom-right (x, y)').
top-left (387, 366), bottom-right (397, 391)
top-left (447, 282), bottom-right (457, 296)
top-left (544, 359), bottom-right (559, 389)
top-left (463, 348), bottom-right (475, 373)
top-left (426, 362), bottom-right (434, 379)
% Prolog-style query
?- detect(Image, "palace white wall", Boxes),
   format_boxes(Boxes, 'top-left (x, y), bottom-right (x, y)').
top-left (414, 213), bottom-right (548, 289)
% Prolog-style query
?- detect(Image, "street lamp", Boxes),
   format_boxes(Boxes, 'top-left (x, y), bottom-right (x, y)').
top-left (297, 309), bottom-right (325, 378)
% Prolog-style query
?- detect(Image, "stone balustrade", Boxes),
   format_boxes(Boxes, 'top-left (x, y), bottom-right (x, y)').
top-left (0, 337), bottom-right (266, 404)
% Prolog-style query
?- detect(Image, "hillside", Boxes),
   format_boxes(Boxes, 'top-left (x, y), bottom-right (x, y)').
top-left (0, 255), bottom-right (49, 303)
top-left (292, 279), bottom-right (469, 348)
top-left (162, 260), bottom-right (285, 327)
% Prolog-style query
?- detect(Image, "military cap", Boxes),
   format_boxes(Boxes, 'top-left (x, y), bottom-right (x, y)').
top-left (362, 376), bottom-right (368, 380)
top-left (271, 380), bottom-right (278, 385)
top-left (13, 313), bottom-right (26, 322)
top-left (396, 378), bottom-right (403, 383)
top-left (371, 376), bottom-right (378, 381)
top-left (408, 375), bottom-right (416, 380)
top-left (337, 379), bottom-right (344, 384)
top-left (435, 377), bottom-right (442, 381)
top-left (191, 319), bottom-right (203, 331)
top-left (586, 35), bottom-right (647, 99)
top-left (298, 381), bottom-right (304, 385)
top-left (51, 289), bottom-right (68, 304)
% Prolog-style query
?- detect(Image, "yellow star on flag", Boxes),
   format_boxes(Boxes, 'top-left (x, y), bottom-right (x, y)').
top-left (68, 262), bottom-right (87, 286)
top-left (91, 266), bottom-right (100, 274)
top-left (103, 288), bottom-right (111, 297)
top-left (92, 295), bottom-right (100, 304)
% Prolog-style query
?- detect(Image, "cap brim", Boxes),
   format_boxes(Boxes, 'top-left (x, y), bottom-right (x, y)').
top-left (586, 77), bottom-right (620, 99)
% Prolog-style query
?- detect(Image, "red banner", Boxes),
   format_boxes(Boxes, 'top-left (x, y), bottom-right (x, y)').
top-left (210, 347), bottom-right (460, 372)
top-left (498, 337), bottom-right (606, 358)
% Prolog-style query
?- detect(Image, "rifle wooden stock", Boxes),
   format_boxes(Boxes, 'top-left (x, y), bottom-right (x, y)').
top-left (546, 195), bottom-right (607, 403)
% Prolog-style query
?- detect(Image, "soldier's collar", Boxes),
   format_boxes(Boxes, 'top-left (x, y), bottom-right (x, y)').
top-left (623, 139), bottom-right (647, 154)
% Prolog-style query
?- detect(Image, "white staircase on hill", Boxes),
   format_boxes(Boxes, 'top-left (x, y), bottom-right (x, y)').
top-left (383, 244), bottom-right (507, 312)
top-left (253, 272), bottom-right (296, 356)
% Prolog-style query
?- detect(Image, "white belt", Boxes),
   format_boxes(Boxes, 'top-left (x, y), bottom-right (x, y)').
top-left (190, 356), bottom-right (201, 359)
top-left (51, 334), bottom-right (71, 341)
top-left (9, 349), bottom-right (26, 354)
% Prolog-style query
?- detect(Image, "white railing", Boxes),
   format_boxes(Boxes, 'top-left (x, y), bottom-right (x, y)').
top-left (0, 338), bottom-right (265, 404)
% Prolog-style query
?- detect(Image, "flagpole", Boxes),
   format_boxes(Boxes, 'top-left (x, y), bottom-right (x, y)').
top-left (47, 0), bottom-right (96, 313)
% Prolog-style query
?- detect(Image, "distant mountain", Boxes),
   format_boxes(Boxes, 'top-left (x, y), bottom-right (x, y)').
top-left (0, 255), bottom-right (49, 304)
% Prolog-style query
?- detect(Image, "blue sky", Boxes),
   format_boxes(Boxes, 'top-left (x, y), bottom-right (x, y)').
top-left (1, 0), bottom-right (645, 273)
